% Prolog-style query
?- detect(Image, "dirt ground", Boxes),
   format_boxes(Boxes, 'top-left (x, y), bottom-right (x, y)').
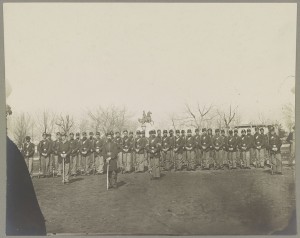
top-left (32, 166), bottom-right (296, 235)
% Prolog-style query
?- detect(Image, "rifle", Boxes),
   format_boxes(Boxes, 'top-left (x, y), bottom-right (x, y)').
top-left (107, 158), bottom-right (110, 190)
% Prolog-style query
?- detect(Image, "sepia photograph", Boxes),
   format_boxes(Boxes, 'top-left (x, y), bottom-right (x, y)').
top-left (4, 2), bottom-right (297, 236)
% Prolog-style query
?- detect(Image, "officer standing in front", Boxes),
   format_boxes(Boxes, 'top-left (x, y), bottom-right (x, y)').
top-left (103, 132), bottom-right (119, 188)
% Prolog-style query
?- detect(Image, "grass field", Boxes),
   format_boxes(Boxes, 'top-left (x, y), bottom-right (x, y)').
top-left (32, 165), bottom-right (296, 235)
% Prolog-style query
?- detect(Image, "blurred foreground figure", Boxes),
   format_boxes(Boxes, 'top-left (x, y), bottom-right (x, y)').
top-left (6, 137), bottom-right (46, 235)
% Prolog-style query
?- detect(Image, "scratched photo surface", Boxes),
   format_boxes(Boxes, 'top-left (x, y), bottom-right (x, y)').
top-left (4, 3), bottom-right (296, 235)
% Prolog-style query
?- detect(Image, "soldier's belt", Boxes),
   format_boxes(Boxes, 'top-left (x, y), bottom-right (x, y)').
top-left (41, 153), bottom-right (48, 157)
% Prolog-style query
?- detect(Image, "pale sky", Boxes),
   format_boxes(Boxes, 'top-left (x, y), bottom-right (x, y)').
top-left (4, 3), bottom-right (296, 128)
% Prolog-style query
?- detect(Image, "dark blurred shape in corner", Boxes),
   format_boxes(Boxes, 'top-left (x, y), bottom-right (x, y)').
top-left (6, 136), bottom-right (46, 235)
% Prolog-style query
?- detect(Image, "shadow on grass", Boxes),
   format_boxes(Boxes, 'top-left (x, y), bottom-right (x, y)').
top-left (117, 181), bottom-right (126, 188)
top-left (69, 178), bottom-right (84, 184)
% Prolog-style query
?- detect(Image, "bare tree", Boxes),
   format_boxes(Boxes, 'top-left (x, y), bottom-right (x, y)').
top-left (184, 103), bottom-right (216, 129)
top-left (56, 114), bottom-right (74, 134)
top-left (217, 105), bottom-right (238, 129)
top-left (12, 112), bottom-right (33, 148)
top-left (88, 105), bottom-right (136, 134)
top-left (36, 110), bottom-right (57, 135)
top-left (78, 118), bottom-right (90, 133)
top-left (282, 103), bottom-right (295, 131)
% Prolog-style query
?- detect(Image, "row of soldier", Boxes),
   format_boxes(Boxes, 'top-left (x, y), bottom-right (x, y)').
top-left (21, 126), bottom-right (283, 183)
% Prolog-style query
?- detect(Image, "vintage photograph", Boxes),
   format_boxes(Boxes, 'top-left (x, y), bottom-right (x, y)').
top-left (4, 2), bottom-right (296, 235)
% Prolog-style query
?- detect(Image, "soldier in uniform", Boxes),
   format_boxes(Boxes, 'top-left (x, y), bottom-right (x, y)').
top-left (58, 133), bottom-right (71, 184)
top-left (122, 130), bottom-right (132, 173)
top-left (246, 128), bottom-right (255, 166)
top-left (102, 132), bottom-right (119, 189)
top-left (46, 133), bottom-right (53, 176)
top-left (227, 130), bottom-right (238, 169)
top-left (114, 131), bottom-right (123, 172)
top-left (161, 130), bottom-right (172, 171)
top-left (200, 128), bottom-right (211, 169)
top-left (69, 132), bottom-right (79, 176)
top-left (169, 129), bottom-right (175, 170)
top-left (194, 128), bottom-right (201, 168)
top-left (234, 129), bottom-right (242, 167)
top-left (51, 132), bottom-right (61, 176)
top-left (21, 136), bottom-right (35, 176)
top-left (212, 129), bottom-right (224, 170)
top-left (181, 130), bottom-right (187, 168)
top-left (141, 130), bottom-right (149, 169)
top-left (75, 133), bottom-right (81, 174)
top-left (37, 132), bottom-right (51, 177)
top-left (185, 129), bottom-right (196, 171)
top-left (147, 130), bottom-right (161, 179)
top-left (239, 129), bottom-right (251, 169)
top-left (88, 132), bottom-right (96, 174)
top-left (253, 127), bottom-right (266, 168)
top-left (268, 126), bottom-right (283, 175)
top-left (94, 132), bottom-right (105, 174)
top-left (79, 132), bottom-right (91, 175)
top-left (157, 129), bottom-right (162, 142)
top-left (207, 128), bottom-right (214, 164)
top-left (221, 129), bottom-right (228, 168)
top-left (129, 131), bottom-right (135, 170)
top-left (287, 126), bottom-right (295, 165)
top-left (174, 130), bottom-right (184, 171)
top-left (134, 130), bottom-right (146, 172)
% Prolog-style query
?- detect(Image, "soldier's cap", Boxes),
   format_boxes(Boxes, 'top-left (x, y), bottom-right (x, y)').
top-left (175, 130), bottom-right (180, 133)
top-left (123, 130), bottom-right (128, 133)
top-left (255, 127), bottom-right (259, 131)
top-left (89, 132), bottom-right (94, 135)
top-left (221, 129), bottom-right (225, 133)
top-left (25, 136), bottom-right (31, 140)
top-left (202, 128), bottom-right (207, 132)
top-left (187, 129), bottom-right (192, 133)
top-left (82, 132), bottom-right (87, 135)
top-left (110, 130), bottom-right (114, 135)
top-left (215, 129), bottom-right (220, 133)
top-left (169, 129), bottom-right (174, 133)
top-left (96, 132), bottom-right (100, 135)
top-left (163, 130), bottom-right (168, 133)
top-left (61, 133), bottom-right (66, 137)
top-left (234, 129), bottom-right (238, 133)
top-left (56, 132), bottom-right (61, 136)
top-left (241, 129), bottom-right (246, 133)
top-left (76, 132), bottom-right (80, 136)
top-left (157, 129), bottom-right (161, 132)
top-left (70, 132), bottom-right (74, 135)
top-left (129, 131), bottom-right (133, 135)
top-left (195, 128), bottom-right (199, 132)
top-left (260, 128), bottom-right (264, 131)
top-left (136, 130), bottom-right (140, 134)
top-left (229, 130), bottom-right (233, 134)
top-left (149, 130), bottom-right (153, 135)
top-left (152, 130), bottom-right (156, 134)
top-left (181, 130), bottom-right (185, 133)
top-left (270, 126), bottom-right (275, 131)
top-left (141, 130), bottom-right (145, 134)
top-left (115, 131), bottom-right (120, 134)
top-left (208, 128), bottom-right (212, 132)
top-left (247, 129), bottom-right (251, 132)
top-left (46, 133), bottom-right (51, 137)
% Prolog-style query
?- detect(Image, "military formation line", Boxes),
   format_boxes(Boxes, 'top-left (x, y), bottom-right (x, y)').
top-left (20, 126), bottom-right (285, 188)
